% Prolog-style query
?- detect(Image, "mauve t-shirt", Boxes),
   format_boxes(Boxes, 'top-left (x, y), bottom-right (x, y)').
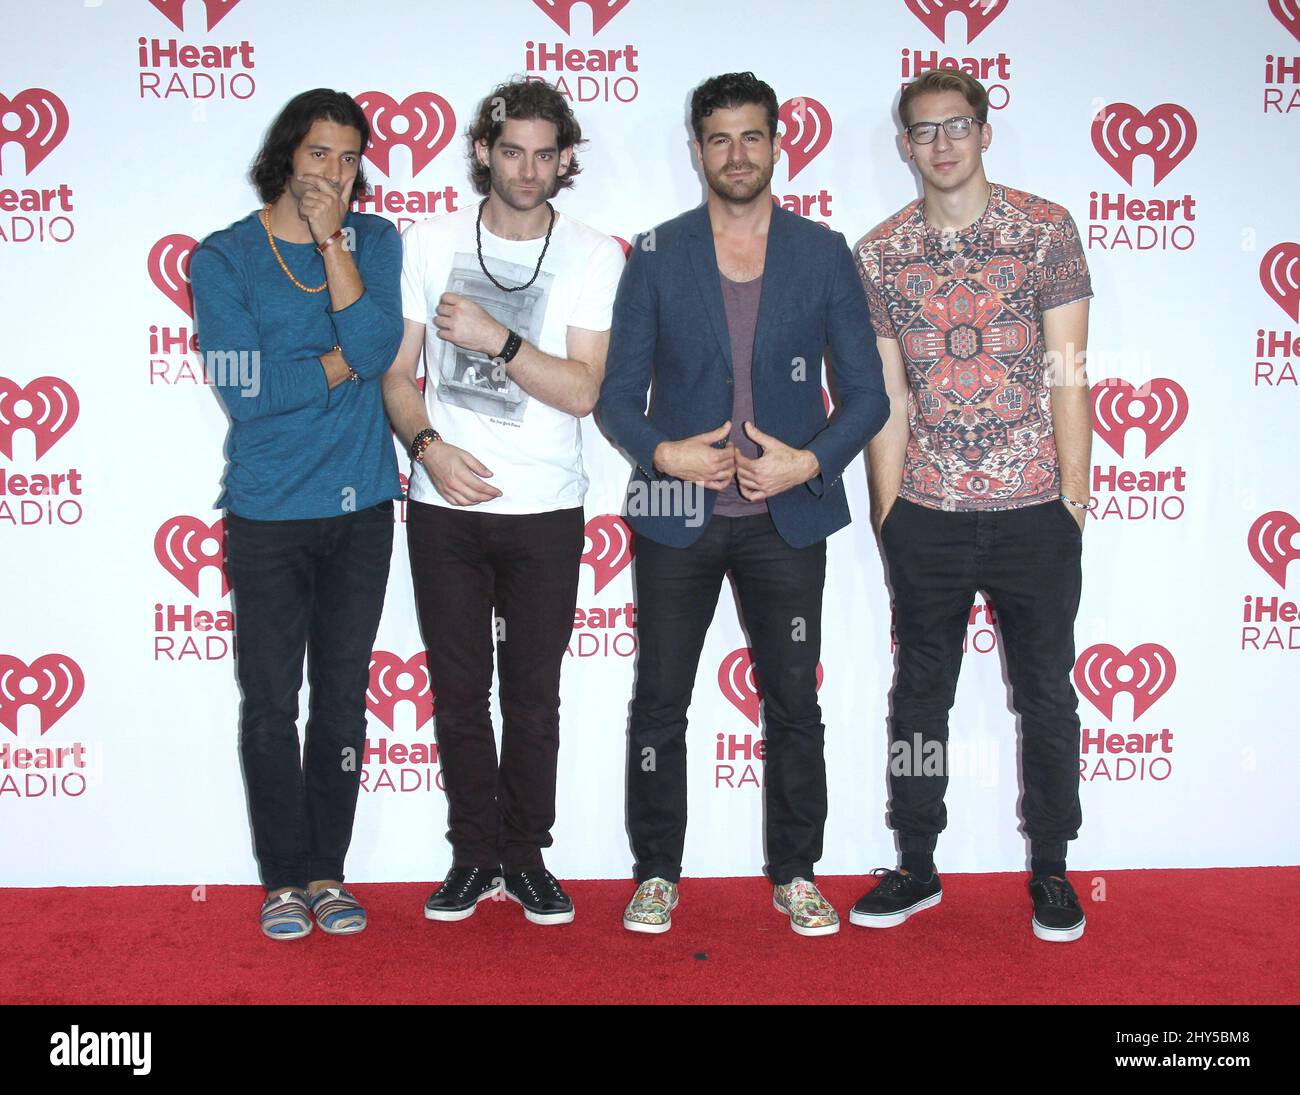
top-left (713, 272), bottom-right (768, 517)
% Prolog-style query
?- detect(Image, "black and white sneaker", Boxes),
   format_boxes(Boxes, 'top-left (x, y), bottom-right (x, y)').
top-left (423, 866), bottom-right (503, 922)
top-left (848, 867), bottom-right (943, 928)
top-left (1029, 875), bottom-right (1086, 942)
top-left (502, 868), bottom-right (575, 925)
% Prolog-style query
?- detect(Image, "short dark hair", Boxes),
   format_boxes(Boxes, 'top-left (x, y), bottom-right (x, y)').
top-left (250, 89), bottom-right (371, 205)
top-left (466, 78), bottom-right (583, 196)
top-left (898, 71), bottom-right (990, 127)
top-left (690, 72), bottom-right (779, 142)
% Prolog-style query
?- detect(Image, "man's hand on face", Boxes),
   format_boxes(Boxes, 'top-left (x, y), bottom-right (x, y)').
top-left (653, 422), bottom-right (737, 490)
top-left (734, 422), bottom-right (819, 502)
top-left (433, 293), bottom-right (508, 356)
top-left (295, 173), bottom-right (347, 246)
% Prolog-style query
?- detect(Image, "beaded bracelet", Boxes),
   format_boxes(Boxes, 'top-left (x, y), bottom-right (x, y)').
top-left (316, 228), bottom-right (346, 256)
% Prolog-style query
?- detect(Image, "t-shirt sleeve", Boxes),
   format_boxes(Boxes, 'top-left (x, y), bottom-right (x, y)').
top-left (568, 235), bottom-right (625, 332)
top-left (400, 221), bottom-right (429, 325)
top-left (855, 238), bottom-right (897, 339)
top-left (1038, 209), bottom-right (1093, 311)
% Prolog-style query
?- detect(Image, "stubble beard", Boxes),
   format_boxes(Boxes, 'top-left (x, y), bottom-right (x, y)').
top-left (706, 159), bottom-right (773, 206)
top-left (490, 172), bottom-right (558, 214)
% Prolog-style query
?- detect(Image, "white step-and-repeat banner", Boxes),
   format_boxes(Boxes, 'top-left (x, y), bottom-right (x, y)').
top-left (2, 0), bottom-right (1298, 886)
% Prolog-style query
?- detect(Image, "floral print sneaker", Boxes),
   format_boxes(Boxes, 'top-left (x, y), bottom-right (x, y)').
top-left (773, 877), bottom-right (840, 936)
top-left (623, 877), bottom-right (679, 934)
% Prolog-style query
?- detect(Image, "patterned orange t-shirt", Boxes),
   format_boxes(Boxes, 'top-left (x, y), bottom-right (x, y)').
top-left (855, 184), bottom-right (1092, 511)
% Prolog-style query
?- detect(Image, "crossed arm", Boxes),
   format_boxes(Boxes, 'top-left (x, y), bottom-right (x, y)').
top-left (382, 307), bottom-right (609, 506)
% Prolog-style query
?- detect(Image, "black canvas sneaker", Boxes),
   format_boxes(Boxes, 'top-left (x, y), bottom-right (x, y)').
top-left (848, 867), bottom-right (943, 928)
top-left (1029, 875), bottom-right (1086, 942)
top-left (423, 866), bottom-right (503, 922)
top-left (502, 868), bottom-right (576, 925)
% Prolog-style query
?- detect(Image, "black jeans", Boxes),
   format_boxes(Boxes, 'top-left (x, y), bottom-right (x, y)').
top-left (225, 501), bottom-right (393, 892)
top-left (628, 513), bottom-right (827, 886)
top-left (407, 500), bottom-right (583, 874)
top-left (881, 497), bottom-right (1083, 862)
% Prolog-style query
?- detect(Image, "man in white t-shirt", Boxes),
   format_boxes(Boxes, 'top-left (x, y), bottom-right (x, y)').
top-left (383, 78), bottom-right (624, 926)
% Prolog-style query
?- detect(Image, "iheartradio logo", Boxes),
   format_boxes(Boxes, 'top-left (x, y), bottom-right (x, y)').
top-left (778, 97), bottom-right (832, 181)
top-left (0, 89), bottom-right (69, 175)
top-left (148, 234), bottom-right (197, 318)
top-left (1091, 378), bottom-right (1188, 458)
top-left (1271, 0), bottom-right (1300, 41)
top-left (581, 514), bottom-right (634, 594)
top-left (1247, 511), bottom-right (1300, 589)
top-left (1260, 242), bottom-right (1300, 323)
top-left (0, 376), bottom-right (79, 461)
top-left (1091, 103), bottom-right (1196, 186)
top-left (367, 651), bottom-right (435, 731)
top-left (904, 0), bottom-right (1007, 42)
top-left (531, 0), bottom-right (631, 35)
top-left (148, 0), bottom-right (242, 32)
top-left (155, 515), bottom-right (228, 597)
top-left (0, 654), bottom-right (84, 736)
top-left (356, 91), bottom-right (455, 177)
top-left (1074, 643), bottom-right (1175, 721)
top-left (718, 647), bottom-right (823, 728)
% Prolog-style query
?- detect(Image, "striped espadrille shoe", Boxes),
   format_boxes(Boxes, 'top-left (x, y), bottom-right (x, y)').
top-left (308, 886), bottom-right (367, 936)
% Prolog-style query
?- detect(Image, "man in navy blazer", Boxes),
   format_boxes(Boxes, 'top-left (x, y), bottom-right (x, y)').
top-left (596, 72), bottom-right (888, 936)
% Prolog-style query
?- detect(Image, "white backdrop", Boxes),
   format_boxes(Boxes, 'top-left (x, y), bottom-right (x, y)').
top-left (2, 0), bottom-right (1298, 887)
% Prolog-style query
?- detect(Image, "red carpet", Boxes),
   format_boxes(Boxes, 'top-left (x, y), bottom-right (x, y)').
top-left (3, 869), bottom-right (1296, 1005)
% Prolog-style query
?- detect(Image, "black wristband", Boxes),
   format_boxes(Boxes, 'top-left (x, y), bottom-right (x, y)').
top-left (497, 329), bottom-right (523, 364)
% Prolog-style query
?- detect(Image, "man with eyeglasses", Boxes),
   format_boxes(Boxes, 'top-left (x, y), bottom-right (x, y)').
top-left (852, 71), bottom-right (1094, 941)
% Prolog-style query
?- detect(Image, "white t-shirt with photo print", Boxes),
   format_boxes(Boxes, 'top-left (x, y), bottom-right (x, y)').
top-left (401, 204), bottom-right (624, 514)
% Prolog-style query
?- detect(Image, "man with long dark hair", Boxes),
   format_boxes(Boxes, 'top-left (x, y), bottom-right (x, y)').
top-left (383, 79), bottom-right (622, 925)
top-left (190, 89), bottom-right (403, 940)
top-left (596, 73), bottom-right (888, 935)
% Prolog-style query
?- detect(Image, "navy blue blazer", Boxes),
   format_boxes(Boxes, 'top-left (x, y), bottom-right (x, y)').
top-left (595, 202), bottom-right (888, 549)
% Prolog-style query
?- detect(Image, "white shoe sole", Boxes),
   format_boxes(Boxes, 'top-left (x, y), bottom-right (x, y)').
top-left (1032, 915), bottom-right (1086, 942)
top-left (503, 886), bottom-right (575, 925)
top-left (422, 877), bottom-right (503, 921)
top-left (316, 916), bottom-right (366, 936)
top-left (848, 890), bottom-right (942, 928)
top-left (772, 895), bottom-right (841, 936)
top-left (623, 898), bottom-right (678, 934)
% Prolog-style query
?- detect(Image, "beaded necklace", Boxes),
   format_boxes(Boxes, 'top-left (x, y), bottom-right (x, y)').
top-left (261, 203), bottom-right (327, 293)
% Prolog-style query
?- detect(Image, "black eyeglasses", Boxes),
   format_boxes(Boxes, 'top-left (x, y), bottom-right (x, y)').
top-left (905, 115), bottom-right (980, 144)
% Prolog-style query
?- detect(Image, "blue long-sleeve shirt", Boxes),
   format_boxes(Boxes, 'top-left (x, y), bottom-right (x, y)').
top-left (190, 210), bottom-right (403, 520)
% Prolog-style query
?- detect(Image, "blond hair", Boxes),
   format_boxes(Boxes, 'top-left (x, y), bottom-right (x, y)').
top-left (899, 71), bottom-right (989, 127)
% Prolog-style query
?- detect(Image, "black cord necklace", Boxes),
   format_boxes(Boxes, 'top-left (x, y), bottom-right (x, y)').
top-left (476, 197), bottom-right (556, 293)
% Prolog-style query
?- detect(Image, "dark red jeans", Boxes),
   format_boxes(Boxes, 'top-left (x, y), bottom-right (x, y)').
top-left (407, 500), bottom-right (583, 873)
